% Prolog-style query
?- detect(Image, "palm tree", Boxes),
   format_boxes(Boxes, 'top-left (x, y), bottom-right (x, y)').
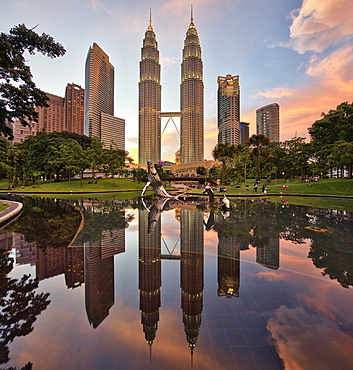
top-left (246, 134), bottom-right (271, 180)
top-left (212, 142), bottom-right (237, 183)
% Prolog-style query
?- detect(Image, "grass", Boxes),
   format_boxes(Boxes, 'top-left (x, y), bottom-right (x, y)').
top-left (1, 177), bottom-right (352, 210)
top-left (267, 196), bottom-right (353, 212)
top-left (188, 178), bottom-right (353, 197)
top-left (0, 202), bottom-right (9, 212)
top-left (1, 177), bottom-right (352, 196)
top-left (0, 178), bottom-right (148, 193)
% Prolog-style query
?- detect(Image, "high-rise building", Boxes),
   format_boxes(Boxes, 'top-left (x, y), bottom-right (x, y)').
top-left (64, 83), bottom-right (84, 135)
top-left (239, 121), bottom-right (250, 145)
top-left (11, 84), bottom-right (84, 143)
top-left (217, 75), bottom-right (240, 146)
top-left (138, 14), bottom-right (161, 165)
top-left (180, 207), bottom-right (204, 355)
top-left (256, 103), bottom-right (280, 142)
top-left (180, 11), bottom-right (204, 164)
top-left (85, 43), bottom-right (124, 149)
top-left (138, 207), bottom-right (161, 350)
top-left (101, 113), bottom-right (125, 151)
top-left (33, 92), bottom-right (65, 134)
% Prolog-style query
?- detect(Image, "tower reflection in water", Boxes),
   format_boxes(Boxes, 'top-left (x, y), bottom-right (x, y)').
top-left (138, 199), bottom-right (204, 359)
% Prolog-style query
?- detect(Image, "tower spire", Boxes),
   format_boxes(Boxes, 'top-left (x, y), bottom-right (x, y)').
top-left (150, 7), bottom-right (152, 25)
top-left (191, 4), bottom-right (193, 22)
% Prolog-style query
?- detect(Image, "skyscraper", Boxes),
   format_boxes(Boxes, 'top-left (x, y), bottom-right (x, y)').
top-left (180, 208), bottom-right (204, 355)
top-left (180, 10), bottom-right (204, 163)
top-left (138, 13), bottom-right (161, 165)
top-left (85, 43), bottom-right (125, 149)
top-left (217, 75), bottom-right (240, 146)
top-left (138, 207), bottom-right (161, 350)
top-left (256, 103), bottom-right (280, 142)
top-left (64, 83), bottom-right (84, 135)
top-left (239, 121), bottom-right (250, 145)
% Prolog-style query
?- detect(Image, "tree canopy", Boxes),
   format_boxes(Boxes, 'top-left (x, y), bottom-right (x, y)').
top-left (0, 24), bottom-right (66, 139)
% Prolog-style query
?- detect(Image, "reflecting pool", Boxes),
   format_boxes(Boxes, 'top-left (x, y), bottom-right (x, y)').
top-left (1, 196), bottom-right (353, 370)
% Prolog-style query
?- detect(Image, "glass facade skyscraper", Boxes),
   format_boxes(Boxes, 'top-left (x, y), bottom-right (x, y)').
top-left (84, 43), bottom-right (125, 150)
top-left (180, 14), bottom-right (204, 164)
top-left (138, 16), bottom-right (161, 165)
top-left (84, 43), bottom-right (114, 140)
top-left (217, 74), bottom-right (240, 146)
top-left (256, 103), bottom-right (280, 142)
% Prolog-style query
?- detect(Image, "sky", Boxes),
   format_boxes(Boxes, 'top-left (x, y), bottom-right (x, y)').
top-left (2, 0), bottom-right (353, 162)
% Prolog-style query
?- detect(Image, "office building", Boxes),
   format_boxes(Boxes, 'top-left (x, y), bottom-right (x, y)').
top-left (85, 43), bottom-right (124, 149)
top-left (217, 75), bottom-right (240, 146)
top-left (10, 119), bottom-right (36, 144)
top-left (11, 84), bottom-right (84, 143)
top-left (64, 83), bottom-right (84, 135)
top-left (256, 103), bottom-right (280, 142)
top-left (239, 121), bottom-right (250, 145)
top-left (101, 113), bottom-right (125, 151)
top-left (138, 14), bottom-right (161, 165)
top-left (180, 11), bottom-right (204, 163)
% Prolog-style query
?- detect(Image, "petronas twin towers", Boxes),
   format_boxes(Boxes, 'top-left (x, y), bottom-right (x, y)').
top-left (138, 10), bottom-right (204, 165)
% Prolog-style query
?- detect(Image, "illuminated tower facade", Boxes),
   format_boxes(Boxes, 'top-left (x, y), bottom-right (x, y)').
top-left (180, 11), bottom-right (204, 163)
top-left (84, 43), bottom-right (114, 140)
top-left (256, 103), bottom-right (280, 142)
top-left (138, 14), bottom-right (161, 165)
top-left (217, 75), bottom-right (240, 145)
top-left (180, 208), bottom-right (204, 355)
top-left (138, 208), bottom-right (161, 350)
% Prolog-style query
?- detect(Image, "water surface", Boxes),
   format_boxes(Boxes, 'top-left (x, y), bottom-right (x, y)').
top-left (1, 196), bottom-right (353, 369)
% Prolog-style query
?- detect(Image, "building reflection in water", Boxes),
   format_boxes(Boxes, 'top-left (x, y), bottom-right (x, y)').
top-left (180, 207), bottom-right (204, 357)
top-left (256, 238), bottom-right (280, 270)
top-left (138, 204), bottom-right (161, 353)
top-left (138, 199), bottom-right (204, 360)
top-left (217, 235), bottom-right (240, 298)
top-left (85, 228), bottom-right (125, 328)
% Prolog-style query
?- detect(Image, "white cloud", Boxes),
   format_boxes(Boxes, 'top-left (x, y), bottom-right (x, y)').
top-left (272, 0), bottom-right (353, 54)
top-left (161, 56), bottom-right (179, 71)
top-left (85, 0), bottom-right (113, 15)
top-left (251, 87), bottom-right (295, 99)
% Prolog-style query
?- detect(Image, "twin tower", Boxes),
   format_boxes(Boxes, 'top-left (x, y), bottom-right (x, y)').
top-left (138, 10), bottom-right (204, 165)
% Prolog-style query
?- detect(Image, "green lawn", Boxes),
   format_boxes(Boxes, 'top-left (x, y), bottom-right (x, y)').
top-left (0, 202), bottom-right (9, 212)
top-left (267, 196), bottom-right (353, 212)
top-left (1, 177), bottom-right (352, 197)
top-left (0, 178), bottom-right (148, 193)
top-left (189, 178), bottom-right (353, 197)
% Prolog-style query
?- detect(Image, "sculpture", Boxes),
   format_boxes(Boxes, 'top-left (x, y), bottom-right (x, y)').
top-left (141, 161), bottom-right (183, 199)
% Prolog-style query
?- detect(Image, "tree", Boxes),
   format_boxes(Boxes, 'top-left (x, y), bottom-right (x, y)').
top-left (308, 102), bottom-right (353, 176)
top-left (0, 250), bottom-right (51, 365)
top-left (281, 138), bottom-right (313, 179)
top-left (0, 24), bottom-right (65, 139)
top-left (328, 141), bottom-right (353, 178)
top-left (212, 142), bottom-right (238, 183)
top-left (196, 166), bottom-right (207, 176)
top-left (309, 102), bottom-right (353, 148)
top-left (0, 138), bottom-right (11, 180)
top-left (7, 143), bottom-right (27, 184)
top-left (246, 134), bottom-right (271, 180)
top-left (52, 139), bottom-right (89, 184)
top-left (102, 145), bottom-right (125, 179)
top-left (86, 137), bottom-right (104, 178)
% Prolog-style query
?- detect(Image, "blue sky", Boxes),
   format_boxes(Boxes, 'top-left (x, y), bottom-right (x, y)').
top-left (2, 0), bottom-right (353, 162)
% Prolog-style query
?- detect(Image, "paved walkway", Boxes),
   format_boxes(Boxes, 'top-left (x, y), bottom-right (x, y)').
top-left (0, 200), bottom-right (23, 228)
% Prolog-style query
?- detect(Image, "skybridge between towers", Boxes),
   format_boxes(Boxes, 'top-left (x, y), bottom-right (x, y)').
top-left (160, 111), bottom-right (182, 138)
